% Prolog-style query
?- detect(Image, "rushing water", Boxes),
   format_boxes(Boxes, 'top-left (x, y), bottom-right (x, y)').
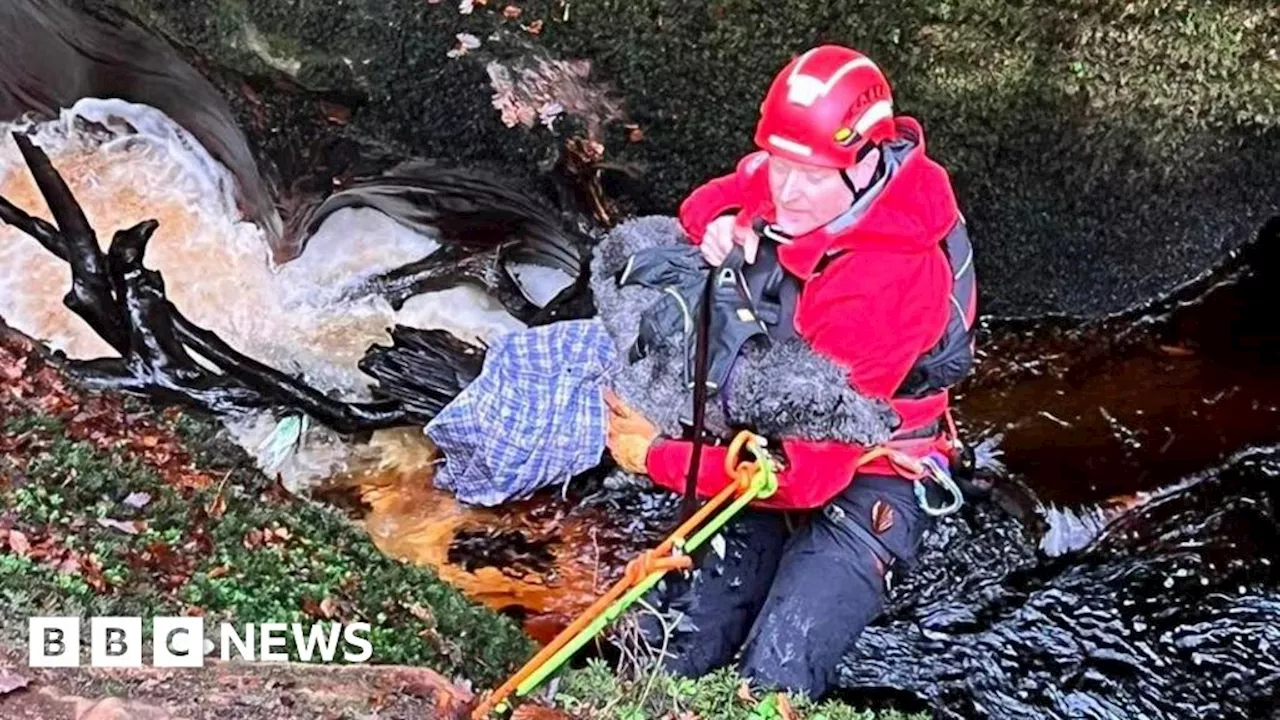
top-left (0, 99), bottom-right (529, 488)
top-left (2, 97), bottom-right (1278, 718)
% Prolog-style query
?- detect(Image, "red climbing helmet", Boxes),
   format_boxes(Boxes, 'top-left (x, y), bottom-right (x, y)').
top-left (753, 45), bottom-right (897, 168)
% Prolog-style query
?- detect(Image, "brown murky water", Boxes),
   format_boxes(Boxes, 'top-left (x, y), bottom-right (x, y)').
top-left (316, 428), bottom-right (652, 644)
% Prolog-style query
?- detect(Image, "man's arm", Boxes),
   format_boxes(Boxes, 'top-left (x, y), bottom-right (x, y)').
top-left (677, 151), bottom-right (772, 243)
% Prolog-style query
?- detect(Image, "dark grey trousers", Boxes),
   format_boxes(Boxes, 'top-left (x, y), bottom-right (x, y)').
top-left (638, 474), bottom-right (931, 700)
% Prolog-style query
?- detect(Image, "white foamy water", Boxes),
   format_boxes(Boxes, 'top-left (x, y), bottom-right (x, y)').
top-left (0, 99), bottom-right (532, 487)
top-left (0, 98), bottom-right (525, 397)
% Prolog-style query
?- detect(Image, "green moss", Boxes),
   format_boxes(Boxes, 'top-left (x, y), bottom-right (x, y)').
top-left (0, 410), bottom-right (532, 685)
top-left (554, 660), bottom-right (926, 720)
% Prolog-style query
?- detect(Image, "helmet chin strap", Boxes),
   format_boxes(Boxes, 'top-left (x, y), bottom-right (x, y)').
top-left (839, 143), bottom-right (885, 200)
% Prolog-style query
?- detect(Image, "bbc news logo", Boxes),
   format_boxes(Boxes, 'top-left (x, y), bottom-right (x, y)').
top-left (29, 617), bottom-right (372, 667)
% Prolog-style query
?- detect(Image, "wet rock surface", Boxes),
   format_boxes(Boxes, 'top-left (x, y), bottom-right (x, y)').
top-left (118, 0), bottom-right (1280, 317)
top-left (844, 452), bottom-right (1280, 719)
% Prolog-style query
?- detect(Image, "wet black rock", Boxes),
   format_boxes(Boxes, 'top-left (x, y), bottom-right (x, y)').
top-left (843, 447), bottom-right (1280, 720)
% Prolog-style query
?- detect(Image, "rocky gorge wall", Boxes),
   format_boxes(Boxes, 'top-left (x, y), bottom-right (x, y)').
top-left (24, 0), bottom-right (1280, 318)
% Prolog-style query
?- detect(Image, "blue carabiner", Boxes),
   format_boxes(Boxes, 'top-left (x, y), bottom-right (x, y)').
top-left (913, 454), bottom-right (965, 517)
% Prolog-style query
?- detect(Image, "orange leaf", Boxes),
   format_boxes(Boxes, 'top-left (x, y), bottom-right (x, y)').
top-left (503, 5), bottom-right (522, 19)
top-left (7, 530), bottom-right (30, 556)
top-left (206, 492), bottom-right (227, 520)
top-left (525, 19), bottom-right (544, 34)
top-left (777, 693), bottom-right (796, 720)
top-left (242, 529), bottom-right (264, 550)
top-left (320, 596), bottom-right (338, 619)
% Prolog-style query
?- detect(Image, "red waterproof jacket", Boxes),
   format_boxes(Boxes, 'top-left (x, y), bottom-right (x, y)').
top-left (644, 117), bottom-right (969, 509)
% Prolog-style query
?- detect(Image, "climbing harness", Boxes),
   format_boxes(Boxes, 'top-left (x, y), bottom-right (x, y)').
top-left (471, 431), bottom-right (779, 719)
top-left (852, 413), bottom-right (967, 519)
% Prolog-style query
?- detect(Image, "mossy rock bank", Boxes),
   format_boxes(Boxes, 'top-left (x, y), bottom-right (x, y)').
top-left (117, 0), bottom-right (1280, 318)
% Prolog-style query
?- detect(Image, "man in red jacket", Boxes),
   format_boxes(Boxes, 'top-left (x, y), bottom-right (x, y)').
top-left (606, 45), bottom-right (977, 698)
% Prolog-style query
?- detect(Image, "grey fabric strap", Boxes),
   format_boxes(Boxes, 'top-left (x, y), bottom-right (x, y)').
top-left (823, 503), bottom-right (903, 567)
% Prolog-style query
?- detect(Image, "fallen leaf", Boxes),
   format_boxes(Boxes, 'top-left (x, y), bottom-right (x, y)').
top-left (503, 5), bottom-right (522, 19)
top-left (627, 126), bottom-right (645, 142)
top-left (97, 518), bottom-right (147, 535)
top-left (123, 492), bottom-right (152, 509)
top-left (206, 564), bottom-right (231, 579)
top-left (140, 434), bottom-right (160, 448)
top-left (55, 553), bottom-right (82, 575)
top-left (776, 693), bottom-right (796, 720)
top-left (1160, 344), bottom-right (1195, 357)
top-left (320, 596), bottom-right (338, 619)
top-left (206, 492), bottom-right (227, 520)
top-left (447, 32), bottom-right (483, 58)
top-left (28, 536), bottom-right (58, 562)
top-left (272, 526), bottom-right (292, 541)
top-left (407, 603), bottom-right (437, 627)
top-left (82, 554), bottom-right (108, 591)
top-left (302, 597), bottom-right (324, 618)
top-left (0, 667), bottom-right (28, 695)
top-left (525, 19), bottom-right (544, 34)
top-left (737, 680), bottom-right (756, 706)
top-left (242, 529), bottom-right (264, 550)
top-left (7, 530), bottom-right (30, 556)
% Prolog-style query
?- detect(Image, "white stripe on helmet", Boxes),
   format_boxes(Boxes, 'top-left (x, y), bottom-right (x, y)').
top-left (854, 100), bottom-right (894, 134)
top-left (766, 134), bottom-right (814, 156)
top-left (786, 53), bottom-right (879, 107)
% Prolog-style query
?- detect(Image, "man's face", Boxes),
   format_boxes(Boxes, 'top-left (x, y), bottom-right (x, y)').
top-left (767, 154), bottom-right (855, 236)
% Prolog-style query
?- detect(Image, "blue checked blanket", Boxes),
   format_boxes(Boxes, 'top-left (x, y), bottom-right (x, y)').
top-left (425, 319), bottom-right (618, 506)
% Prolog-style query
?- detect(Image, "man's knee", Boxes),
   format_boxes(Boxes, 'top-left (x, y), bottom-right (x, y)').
top-left (734, 479), bottom-right (928, 699)
top-left (636, 509), bottom-right (791, 676)
top-left (735, 548), bottom-right (889, 699)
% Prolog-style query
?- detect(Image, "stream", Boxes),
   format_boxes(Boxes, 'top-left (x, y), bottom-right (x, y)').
top-left (1, 96), bottom-right (1278, 718)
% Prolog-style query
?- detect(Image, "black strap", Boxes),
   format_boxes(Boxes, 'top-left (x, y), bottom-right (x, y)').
top-left (682, 246), bottom-right (747, 521)
top-left (682, 258), bottom-right (716, 522)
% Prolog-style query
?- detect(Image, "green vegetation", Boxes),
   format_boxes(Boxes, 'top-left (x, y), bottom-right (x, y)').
top-left (0, 410), bottom-right (532, 686)
top-left (0, 376), bottom-right (919, 717)
top-left (554, 660), bottom-right (927, 720)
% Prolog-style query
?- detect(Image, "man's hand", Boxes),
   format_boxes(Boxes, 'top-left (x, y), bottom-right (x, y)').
top-left (700, 215), bottom-right (760, 265)
top-left (604, 389), bottom-right (660, 475)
